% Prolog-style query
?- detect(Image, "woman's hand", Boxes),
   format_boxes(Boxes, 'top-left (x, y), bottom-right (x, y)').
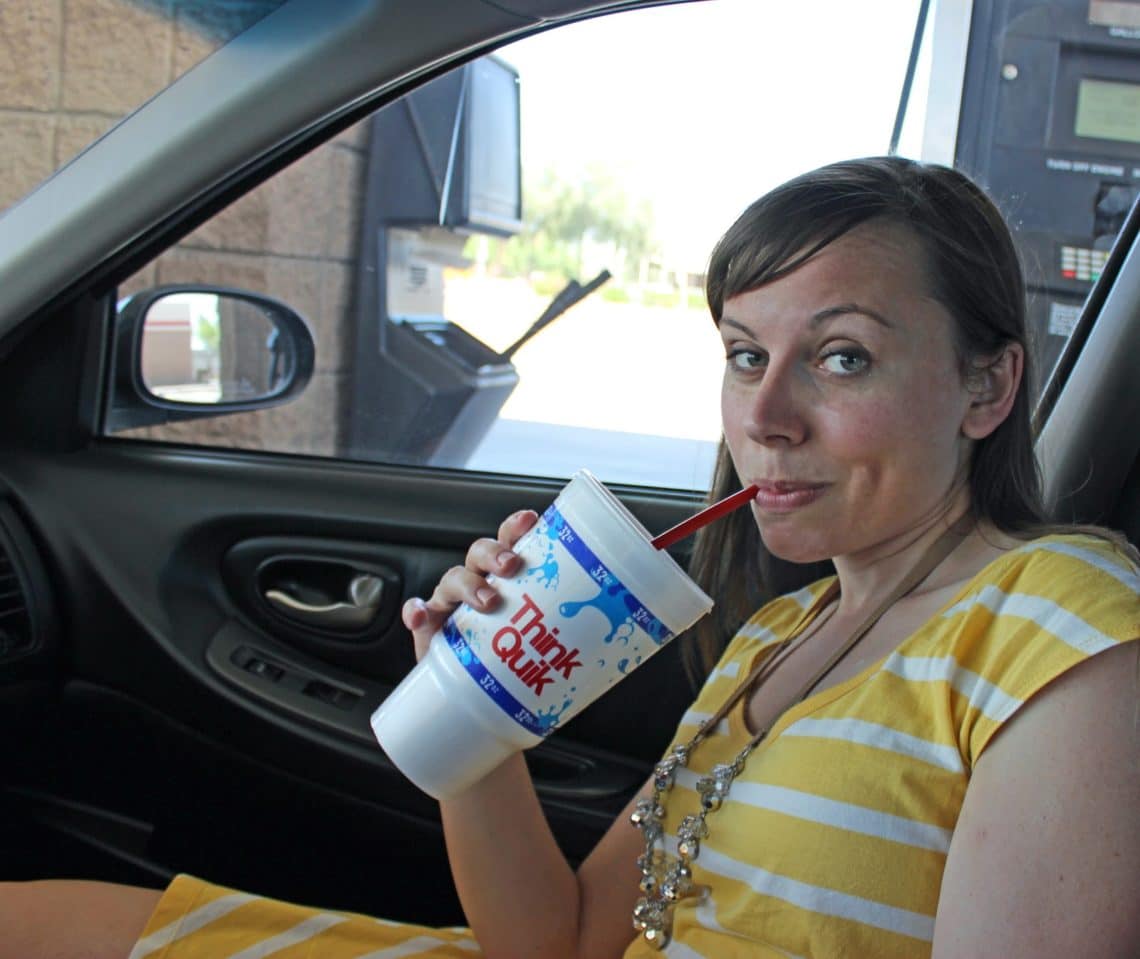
top-left (400, 509), bottom-right (539, 661)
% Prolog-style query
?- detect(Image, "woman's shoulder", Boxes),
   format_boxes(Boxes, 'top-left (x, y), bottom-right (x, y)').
top-left (929, 530), bottom-right (1139, 766)
top-left (1000, 528), bottom-right (1138, 571)
top-left (924, 529), bottom-right (1137, 713)
top-left (958, 530), bottom-right (1139, 626)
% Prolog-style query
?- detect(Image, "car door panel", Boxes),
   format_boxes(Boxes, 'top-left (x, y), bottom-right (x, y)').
top-left (8, 678), bottom-right (470, 924)
top-left (0, 292), bottom-right (702, 920)
top-left (1, 456), bottom-right (696, 922)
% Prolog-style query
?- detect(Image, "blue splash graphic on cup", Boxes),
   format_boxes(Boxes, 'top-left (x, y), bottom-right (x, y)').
top-left (526, 547), bottom-right (560, 589)
top-left (540, 510), bottom-right (564, 542)
top-left (446, 504), bottom-right (680, 738)
top-left (559, 583), bottom-right (639, 645)
top-left (518, 513), bottom-right (563, 589)
top-left (536, 698), bottom-right (573, 732)
top-left (463, 625), bottom-right (481, 654)
top-left (540, 504), bottom-right (673, 647)
top-left (539, 507), bottom-right (640, 643)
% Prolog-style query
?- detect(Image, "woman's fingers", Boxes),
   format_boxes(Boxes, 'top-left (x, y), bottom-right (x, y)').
top-left (402, 593), bottom-right (444, 661)
top-left (402, 509), bottom-right (540, 661)
top-left (401, 563), bottom-right (500, 661)
top-left (464, 537), bottom-right (523, 586)
top-left (497, 508), bottom-right (539, 548)
top-left (428, 562), bottom-right (501, 615)
top-left (401, 563), bottom-right (485, 659)
top-left (461, 508), bottom-right (539, 576)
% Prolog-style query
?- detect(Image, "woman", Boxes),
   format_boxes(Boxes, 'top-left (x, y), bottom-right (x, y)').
top-left (4, 157), bottom-right (1138, 958)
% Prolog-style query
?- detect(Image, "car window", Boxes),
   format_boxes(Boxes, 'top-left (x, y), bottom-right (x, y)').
top-left (0, 0), bottom-right (285, 216)
top-left (100, 0), bottom-right (1140, 490)
top-left (105, 0), bottom-right (928, 490)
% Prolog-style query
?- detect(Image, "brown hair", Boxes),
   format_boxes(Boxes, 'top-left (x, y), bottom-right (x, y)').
top-left (685, 156), bottom-right (1134, 681)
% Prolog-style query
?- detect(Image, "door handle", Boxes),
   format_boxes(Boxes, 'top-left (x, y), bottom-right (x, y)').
top-left (264, 573), bottom-right (384, 630)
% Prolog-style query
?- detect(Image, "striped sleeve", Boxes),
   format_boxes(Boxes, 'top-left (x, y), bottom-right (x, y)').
top-left (931, 535), bottom-right (1140, 766)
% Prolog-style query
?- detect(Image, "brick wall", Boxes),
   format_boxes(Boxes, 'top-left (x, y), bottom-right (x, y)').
top-left (1, 1), bottom-right (282, 213)
top-left (121, 120), bottom-right (370, 456)
top-left (1, 1), bottom-right (367, 457)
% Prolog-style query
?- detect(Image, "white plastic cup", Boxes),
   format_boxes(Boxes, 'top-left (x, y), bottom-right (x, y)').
top-left (371, 469), bottom-right (713, 800)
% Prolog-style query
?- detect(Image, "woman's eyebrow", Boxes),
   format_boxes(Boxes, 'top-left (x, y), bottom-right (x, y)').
top-left (718, 317), bottom-right (752, 335)
top-left (811, 302), bottom-right (893, 328)
top-left (719, 304), bottom-right (892, 335)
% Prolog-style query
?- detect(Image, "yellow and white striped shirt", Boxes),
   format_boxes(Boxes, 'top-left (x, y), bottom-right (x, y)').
top-left (624, 533), bottom-right (1140, 958)
top-left (131, 534), bottom-right (1138, 959)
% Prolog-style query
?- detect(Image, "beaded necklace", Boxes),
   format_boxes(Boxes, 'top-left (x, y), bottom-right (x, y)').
top-left (630, 525), bottom-right (967, 949)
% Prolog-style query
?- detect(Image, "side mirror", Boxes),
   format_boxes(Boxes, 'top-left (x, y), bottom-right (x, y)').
top-left (105, 285), bottom-right (315, 432)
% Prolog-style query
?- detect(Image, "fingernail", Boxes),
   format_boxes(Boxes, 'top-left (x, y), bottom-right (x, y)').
top-left (404, 598), bottom-right (425, 626)
top-left (497, 550), bottom-right (517, 569)
top-left (476, 587), bottom-right (497, 608)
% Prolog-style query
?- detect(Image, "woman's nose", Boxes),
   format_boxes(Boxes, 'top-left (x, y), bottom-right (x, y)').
top-left (743, 362), bottom-right (808, 446)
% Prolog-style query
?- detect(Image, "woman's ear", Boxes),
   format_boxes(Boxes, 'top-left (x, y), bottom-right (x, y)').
top-left (962, 342), bottom-right (1023, 440)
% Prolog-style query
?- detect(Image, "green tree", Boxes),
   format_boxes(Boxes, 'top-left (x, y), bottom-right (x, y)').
top-left (487, 165), bottom-right (658, 283)
top-left (195, 313), bottom-right (220, 351)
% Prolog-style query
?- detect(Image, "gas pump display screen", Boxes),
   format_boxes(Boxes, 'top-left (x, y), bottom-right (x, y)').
top-left (1074, 78), bottom-right (1140, 143)
top-left (1088, 0), bottom-right (1140, 30)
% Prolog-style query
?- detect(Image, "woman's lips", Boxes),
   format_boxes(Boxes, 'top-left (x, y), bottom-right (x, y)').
top-left (751, 481), bottom-right (827, 513)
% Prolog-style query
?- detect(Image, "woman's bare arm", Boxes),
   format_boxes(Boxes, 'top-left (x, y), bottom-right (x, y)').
top-left (932, 640), bottom-right (1140, 958)
top-left (440, 760), bottom-right (646, 959)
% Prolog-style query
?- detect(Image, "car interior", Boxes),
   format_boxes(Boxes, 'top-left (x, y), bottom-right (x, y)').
top-left (0, 0), bottom-right (1137, 930)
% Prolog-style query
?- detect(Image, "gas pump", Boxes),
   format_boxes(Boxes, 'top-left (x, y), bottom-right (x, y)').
top-left (347, 56), bottom-right (525, 467)
top-left (954, 0), bottom-right (1140, 381)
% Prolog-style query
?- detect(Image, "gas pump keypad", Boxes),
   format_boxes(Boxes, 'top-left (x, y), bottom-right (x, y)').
top-left (1059, 244), bottom-right (1109, 283)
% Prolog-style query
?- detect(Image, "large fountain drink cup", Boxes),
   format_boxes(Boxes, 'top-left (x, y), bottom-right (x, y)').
top-left (371, 469), bottom-right (714, 800)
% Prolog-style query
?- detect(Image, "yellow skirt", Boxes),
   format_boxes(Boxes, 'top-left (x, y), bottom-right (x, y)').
top-left (129, 874), bottom-right (482, 958)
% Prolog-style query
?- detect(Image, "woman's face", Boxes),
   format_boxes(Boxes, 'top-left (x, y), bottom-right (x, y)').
top-left (719, 223), bottom-right (976, 565)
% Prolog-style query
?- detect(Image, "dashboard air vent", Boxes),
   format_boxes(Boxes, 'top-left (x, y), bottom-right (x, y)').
top-left (0, 538), bottom-right (32, 659)
top-left (0, 501), bottom-right (53, 664)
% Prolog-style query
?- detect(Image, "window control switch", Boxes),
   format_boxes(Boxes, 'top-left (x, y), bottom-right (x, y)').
top-left (303, 679), bottom-right (359, 710)
top-left (244, 656), bottom-right (286, 683)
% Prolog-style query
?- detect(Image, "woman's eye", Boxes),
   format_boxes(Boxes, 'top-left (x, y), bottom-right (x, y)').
top-left (727, 349), bottom-right (765, 371)
top-left (820, 349), bottom-right (868, 375)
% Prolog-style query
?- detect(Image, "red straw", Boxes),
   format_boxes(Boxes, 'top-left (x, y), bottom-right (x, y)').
top-left (651, 485), bottom-right (759, 551)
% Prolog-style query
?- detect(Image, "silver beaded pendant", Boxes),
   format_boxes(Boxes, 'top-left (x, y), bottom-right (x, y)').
top-left (630, 739), bottom-right (755, 949)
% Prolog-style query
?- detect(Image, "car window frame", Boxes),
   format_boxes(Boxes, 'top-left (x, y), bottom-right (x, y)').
top-left (1, 0), bottom-right (1136, 521)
